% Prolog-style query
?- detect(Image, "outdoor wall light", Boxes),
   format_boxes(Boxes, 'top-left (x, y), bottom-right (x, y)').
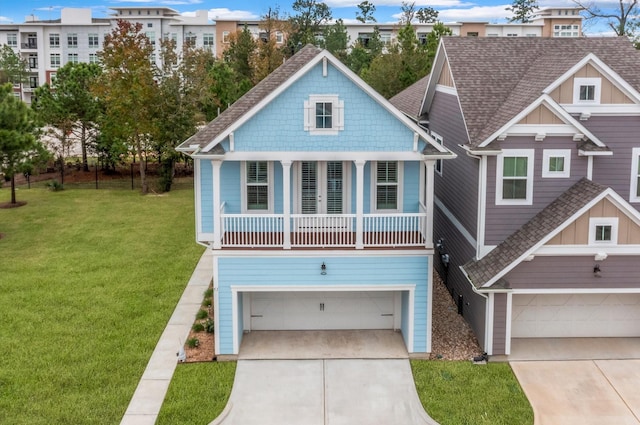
top-left (593, 264), bottom-right (602, 278)
top-left (321, 262), bottom-right (327, 275)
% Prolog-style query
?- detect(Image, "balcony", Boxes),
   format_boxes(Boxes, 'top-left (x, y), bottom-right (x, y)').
top-left (217, 202), bottom-right (429, 249)
top-left (21, 42), bottom-right (38, 50)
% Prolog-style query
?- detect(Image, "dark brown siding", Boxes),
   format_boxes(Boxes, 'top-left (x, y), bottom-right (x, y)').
top-left (505, 255), bottom-right (640, 289)
top-left (492, 293), bottom-right (507, 355)
top-left (433, 206), bottom-right (487, 346)
top-left (485, 136), bottom-right (589, 244)
top-left (430, 91), bottom-right (479, 238)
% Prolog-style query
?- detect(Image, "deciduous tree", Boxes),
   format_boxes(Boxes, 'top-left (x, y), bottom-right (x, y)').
top-left (573, 0), bottom-right (638, 36)
top-left (356, 1), bottom-right (377, 23)
top-left (93, 19), bottom-right (157, 194)
top-left (289, 0), bottom-right (333, 47)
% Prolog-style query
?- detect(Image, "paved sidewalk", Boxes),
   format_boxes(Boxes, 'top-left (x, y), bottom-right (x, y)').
top-left (120, 249), bottom-right (212, 425)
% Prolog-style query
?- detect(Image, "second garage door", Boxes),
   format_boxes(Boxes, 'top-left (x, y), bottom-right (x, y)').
top-left (512, 293), bottom-right (640, 338)
top-left (249, 291), bottom-right (396, 331)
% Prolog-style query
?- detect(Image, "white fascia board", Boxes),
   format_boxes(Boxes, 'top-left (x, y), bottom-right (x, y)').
top-left (508, 124), bottom-right (578, 136)
top-left (480, 189), bottom-right (613, 288)
top-left (578, 149), bottom-right (613, 157)
top-left (478, 94), bottom-right (605, 148)
top-left (601, 188), bottom-right (640, 225)
top-left (191, 153), bottom-right (225, 160)
top-left (222, 151), bottom-right (425, 161)
top-left (561, 104), bottom-right (640, 115)
top-left (230, 284), bottom-right (416, 292)
top-left (543, 53), bottom-right (640, 105)
top-left (513, 288), bottom-right (640, 295)
top-left (535, 245), bottom-right (640, 255)
top-left (215, 249), bottom-right (432, 258)
top-left (421, 40), bottom-right (446, 116)
top-left (458, 144), bottom-right (502, 156)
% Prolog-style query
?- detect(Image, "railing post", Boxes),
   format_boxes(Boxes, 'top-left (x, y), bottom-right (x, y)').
top-left (424, 160), bottom-right (435, 249)
top-left (212, 159), bottom-right (222, 249)
top-left (355, 160), bottom-right (365, 249)
top-left (281, 160), bottom-right (292, 249)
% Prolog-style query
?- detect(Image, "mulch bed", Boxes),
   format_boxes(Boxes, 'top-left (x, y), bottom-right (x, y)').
top-left (0, 201), bottom-right (27, 209)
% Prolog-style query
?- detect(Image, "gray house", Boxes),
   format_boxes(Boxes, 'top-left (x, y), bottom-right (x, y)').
top-left (392, 37), bottom-right (640, 356)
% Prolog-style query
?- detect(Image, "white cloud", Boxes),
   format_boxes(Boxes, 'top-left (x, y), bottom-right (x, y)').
top-left (0, 16), bottom-right (12, 22)
top-left (325, 0), bottom-right (469, 6)
top-left (437, 5), bottom-right (512, 22)
top-left (182, 8), bottom-right (259, 21)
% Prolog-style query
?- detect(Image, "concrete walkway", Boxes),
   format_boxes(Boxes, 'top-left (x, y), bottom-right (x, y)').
top-left (512, 360), bottom-right (640, 425)
top-left (120, 249), bottom-right (211, 425)
top-left (211, 359), bottom-right (438, 425)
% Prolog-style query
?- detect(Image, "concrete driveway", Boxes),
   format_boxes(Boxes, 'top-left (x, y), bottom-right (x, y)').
top-left (511, 360), bottom-right (640, 425)
top-left (210, 359), bottom-right (437, 425)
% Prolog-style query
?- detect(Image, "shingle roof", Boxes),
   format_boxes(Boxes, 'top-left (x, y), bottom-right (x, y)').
top-left (440, 37), bottom-right (640, 147)
top-left (462, 178), bottom-right (608, 288)
top-left (177, 44), bottom-right (323, 152)
top-left (389, 74), bottom-right (430, 120)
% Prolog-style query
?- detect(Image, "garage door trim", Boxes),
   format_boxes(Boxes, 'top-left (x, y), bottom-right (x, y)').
top-left (231, 284), bottom-right (416, 354)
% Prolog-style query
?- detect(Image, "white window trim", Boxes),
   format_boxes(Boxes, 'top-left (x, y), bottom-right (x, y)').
top-left (241, 161), bottom-right (274, 214)
top-left (573, 77), bottom-right (601, 104)
top-left (222, 31), bottom-right (230, 44)
top-left (371, 161), bottom-right (404, 213)
top-left (630, 147), bottom-right (640, 203)
top-left (542, 149), bottom-right (571, 178)
top-left (304, 94), bottom-right (344, 136)
top-left (431, 131), bottom-right (444, 176)
top-left (496, 149), bottom-right (534, 206)
top-left (588, 217), bottom-right (618, 245)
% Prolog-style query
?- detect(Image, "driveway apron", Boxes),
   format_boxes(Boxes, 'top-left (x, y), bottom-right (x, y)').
top-left (511, 360), bottom-right (640, 425)
top-left (211, 359), bottom-right (437, 425)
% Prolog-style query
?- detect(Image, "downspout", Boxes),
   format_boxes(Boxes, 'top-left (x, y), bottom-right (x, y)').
top-left (464, 149), bottom-right (487, 260)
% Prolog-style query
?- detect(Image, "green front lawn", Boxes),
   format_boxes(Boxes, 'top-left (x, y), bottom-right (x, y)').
top-left (0, 188), bottom-right (203, 424)
top-left (412, 360), bottom-right (534, 425)
top-left (157, 362), bottom-right (236, 425)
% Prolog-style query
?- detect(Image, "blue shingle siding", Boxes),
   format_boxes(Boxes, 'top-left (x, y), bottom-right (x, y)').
top-left (232, 62), bottom-right (417, 152)
top-left (216, 255), bottom-right (430, 354)
top-left (199, 159), bottom-right (213, 234)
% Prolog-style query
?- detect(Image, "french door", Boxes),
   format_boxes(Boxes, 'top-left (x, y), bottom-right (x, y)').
top-left (298, 161), bottom-right (346, 214)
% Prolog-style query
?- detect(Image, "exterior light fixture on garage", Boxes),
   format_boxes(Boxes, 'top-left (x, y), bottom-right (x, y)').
top-left (321, 262), bottom-right (327, 275)
top-left (593, 264), bottom-right (601, 277)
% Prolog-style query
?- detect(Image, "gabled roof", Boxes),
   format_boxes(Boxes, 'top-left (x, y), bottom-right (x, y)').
top-left (178, 45), bottom-right (323, 152)
top-left (462, 178), bottom-right (608, 288)
top-left (426, 37), bottom-right (640, 147)
top-left (389, 75), bottom-right (430, 120)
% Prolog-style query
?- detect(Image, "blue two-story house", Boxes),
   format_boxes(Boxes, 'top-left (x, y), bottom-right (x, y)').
top-left (177, 45), bottom-right (454, 358)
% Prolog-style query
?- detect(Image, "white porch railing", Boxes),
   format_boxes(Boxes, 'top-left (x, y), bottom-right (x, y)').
top-left (219, 211), bottom-right (428, 249)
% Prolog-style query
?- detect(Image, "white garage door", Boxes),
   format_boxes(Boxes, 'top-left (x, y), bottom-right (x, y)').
top-left (512, 294), bottom-right (640, 338)
top-left (250, 291), bottom-right (396, 331)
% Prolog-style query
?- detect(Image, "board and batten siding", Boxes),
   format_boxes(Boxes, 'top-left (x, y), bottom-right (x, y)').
top-left (215, 255), bottom-right (430, 354)
top-left (580, 115), bottom-right (640, 209)
top-left (505, 255), bottom-right (640, 289)
top-left (485, 136), bottom-right (589, 245)
top-left (231, 61), bottom-right (426, 153)
top-left (547, 198), bottom-right (640, 245)
top-left (433, 206), bottom-right (487, 345)
top-left (430, 91), bottom-right (478, 239)
top-left (492, 293), bottom-right (508, 355)
top-left (549, 64), bottom-right (634, 105)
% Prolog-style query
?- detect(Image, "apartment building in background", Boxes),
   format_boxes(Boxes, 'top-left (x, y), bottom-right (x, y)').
top-left (0, 6), bottom-right (584, 103)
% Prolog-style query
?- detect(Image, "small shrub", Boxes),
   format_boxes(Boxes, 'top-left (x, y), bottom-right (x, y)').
top-left (46, 180), bottom-right (64, 191)
top-left (192, 323), bottom-right (205, 332)
top-left (195, 309), bottom-right (207, 320)
top-left (205, 318), bottom-right (215, 333)
top-left (187, 338), bottom-right (199, 348)
top-left (204, 288), bottom-right (213, 298)
top-left (202, 297), bottom-right (212, 307)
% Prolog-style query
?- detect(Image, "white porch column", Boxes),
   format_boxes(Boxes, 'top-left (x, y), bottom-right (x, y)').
top-left (281, 160), bottom-right (292, 250)
top-left (424, 160), bottom-right (435, 249)
top-left (355, 160), bottom-right (366, 249)
top-left (212, 159), bottom-right (222, 250)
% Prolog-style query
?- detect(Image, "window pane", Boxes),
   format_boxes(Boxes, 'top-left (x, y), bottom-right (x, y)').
top-left (503, 156), bottom-right (527, 177)
top-left (549, 157), bottom-right (564, 172)
top-left (377, 161), bottom-right (397, 183)
top-left (315, 102), bottom-right (332, 129)
top-left (580, 85), bottom-right (595, 101)
top-left (247, 186), bottom-right (268, 210)
top-left (246, 161), bottom-right (268, 183)
top-left (595, 225), bottom-right (612, 241)
top-left (376, 185), bottom-right (397, 209)
top-left (503, 179), bottom-right (527, 199)
top-left (637, 176), bottom-right (640, 197)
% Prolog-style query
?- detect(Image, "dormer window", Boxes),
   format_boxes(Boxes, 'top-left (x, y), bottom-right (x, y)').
top-left (573, 78), bottom-right (601, 104)
top-left (304, 95), bottom-right (344, 136)
top-left (589, 217), bottom-right (618, 245)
